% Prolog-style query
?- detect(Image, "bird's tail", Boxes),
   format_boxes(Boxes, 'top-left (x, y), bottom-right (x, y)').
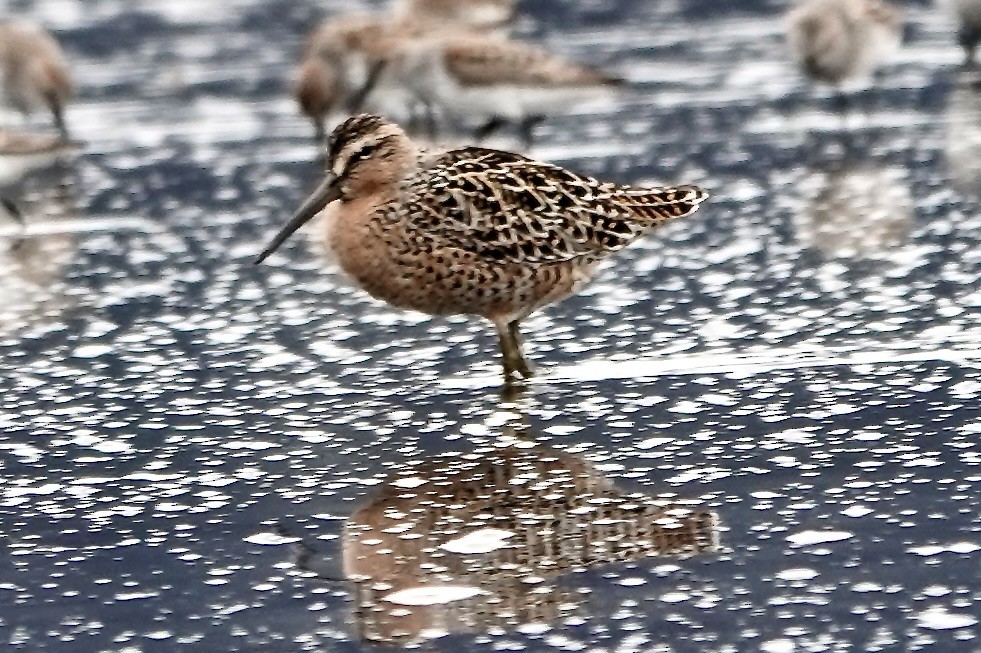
top-left (621, 184), bottom-right (709, 225)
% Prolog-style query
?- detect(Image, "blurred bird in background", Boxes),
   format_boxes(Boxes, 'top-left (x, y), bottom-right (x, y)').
top-left (292, 0), bottom-right (622, 147)
top-left (0, 21), bottom-right (73, 139)
top-left (944, 0), bottom-right (981, 65)
top-left (786, 0), bottom-right (903, 89)
top-left (294, 11), bottom-right (494, 142)
top-left (361, 33), bottom-right (623, 146)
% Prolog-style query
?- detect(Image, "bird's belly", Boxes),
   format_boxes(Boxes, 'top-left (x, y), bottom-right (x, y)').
top-left (329, 225), bottom-right (590, 321)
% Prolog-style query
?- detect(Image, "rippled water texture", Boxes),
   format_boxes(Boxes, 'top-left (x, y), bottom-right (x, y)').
top-left (1, 0), bottom-right (980, 651)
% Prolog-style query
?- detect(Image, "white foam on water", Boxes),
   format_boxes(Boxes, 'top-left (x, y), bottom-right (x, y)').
top-left (382, 585), bottom-right (486, 606)
top-left (786, 530), bottom-right (853, 547)
top-left (243, 533), bottom-right (301, 546)
top-left (439, 528), bottom-right (515, 555)
top-left (916, 607), bottom-right (978, 630)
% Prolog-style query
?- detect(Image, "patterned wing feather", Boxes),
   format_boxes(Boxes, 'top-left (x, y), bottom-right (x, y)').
top-left (398, 148), bottom-right (707, 264)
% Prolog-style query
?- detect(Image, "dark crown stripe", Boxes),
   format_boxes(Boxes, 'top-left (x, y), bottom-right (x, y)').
top-left (328, 113), bottom-right (389, 154)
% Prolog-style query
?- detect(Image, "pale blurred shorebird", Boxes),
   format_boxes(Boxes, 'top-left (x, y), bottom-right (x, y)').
top-left (294, 9), bottom-right (512, 142)
top-left (294, 14), bottom-right (390, 142)
top-left (945, 0), bottom-right (981, 64)
top-left (294, 15), bottom-right (467, 141)
top-left (0, 22), bottom-right (73, 138)
top-left (255, 114), bottom-right (707, 381)
top-left (359, 34), bottom-right (625, 146)
top-left (786, 0), bottom-right (903, 88)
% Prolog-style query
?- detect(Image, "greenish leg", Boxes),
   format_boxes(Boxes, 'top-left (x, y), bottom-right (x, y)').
top-left (495, 320), bottom-right (533, 381)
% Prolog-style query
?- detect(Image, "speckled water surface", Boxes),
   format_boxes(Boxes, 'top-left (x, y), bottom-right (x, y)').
top-left (1, 0), bottom-right (980, 651)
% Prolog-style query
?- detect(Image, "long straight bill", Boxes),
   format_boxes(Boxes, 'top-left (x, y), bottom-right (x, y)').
top-left (255, 173), bottom-right (341, 264)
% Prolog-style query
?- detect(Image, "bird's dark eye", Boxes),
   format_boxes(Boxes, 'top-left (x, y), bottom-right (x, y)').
top-left (345, 143), bottom-right (379, 169)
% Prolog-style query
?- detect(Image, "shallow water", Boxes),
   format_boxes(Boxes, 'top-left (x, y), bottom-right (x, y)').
top-left (1, 0), bottom-right (980, 651)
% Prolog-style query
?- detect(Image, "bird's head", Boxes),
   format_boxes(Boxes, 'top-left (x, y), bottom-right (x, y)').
top-left (255, 114), bottom-right (414, 264)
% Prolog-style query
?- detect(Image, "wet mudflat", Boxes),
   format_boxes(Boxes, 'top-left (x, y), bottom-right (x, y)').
top-left (1, 0), bottom-right (980, 651)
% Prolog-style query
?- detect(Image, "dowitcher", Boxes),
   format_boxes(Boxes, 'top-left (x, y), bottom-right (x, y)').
top-left (295, 14), bottom-right (463, 141)
top-left (0, 22), bottom-right (73, 138)
top-left (786, 0), bottom-right (903, 87)
top-left (294, 15), bottom-right (384, 142)
top-left (361, 34), bottom-right (624, 146)
top-left (255, 114), bottom-right (707, 380)
top-left (945, 0), bottom-right (981, 64)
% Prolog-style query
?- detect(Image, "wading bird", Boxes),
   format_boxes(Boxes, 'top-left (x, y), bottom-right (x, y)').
top-left (256, 115), bottom-right (707, 381)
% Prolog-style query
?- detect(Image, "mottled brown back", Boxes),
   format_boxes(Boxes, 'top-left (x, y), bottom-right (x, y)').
top-left (384, 147), bottom-right (706, 265)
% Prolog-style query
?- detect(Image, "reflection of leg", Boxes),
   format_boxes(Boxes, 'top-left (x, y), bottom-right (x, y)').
top-left (500, 379), bottom-right (528, 403)
top-left (495, 319), bottom-right (533, 381)
top-left (499, 388), bottom-right (533, 432)
top-left (519, 115), bottom-right (545, 149)
top-left (291, 537), bottom-right (345, 582)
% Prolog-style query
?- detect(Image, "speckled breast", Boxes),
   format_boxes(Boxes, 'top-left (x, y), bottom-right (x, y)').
top-left (326, 203), bottom-right (595, 322)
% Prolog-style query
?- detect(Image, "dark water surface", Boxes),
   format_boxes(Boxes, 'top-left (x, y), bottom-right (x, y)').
top-left (1, 0), bottom-right (980, 651)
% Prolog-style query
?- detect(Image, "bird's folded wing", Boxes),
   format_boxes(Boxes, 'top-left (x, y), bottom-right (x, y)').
top-left (396, 147), bottom-right (705, 265)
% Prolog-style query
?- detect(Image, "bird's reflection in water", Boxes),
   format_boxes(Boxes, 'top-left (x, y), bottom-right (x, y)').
top-left (795, 137), bottom-right (912, 258)
top-left (298, 411), bottom-right (720, 644)
top-left (0, 144), bottom-right (80, 335)
top-left (945, 68), bottom-right (981, 200)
